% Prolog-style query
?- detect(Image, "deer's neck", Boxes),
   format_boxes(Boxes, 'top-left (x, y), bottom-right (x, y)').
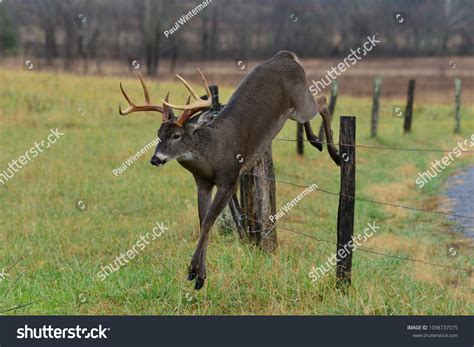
top-left (176, 124), bottom-right (222, 180)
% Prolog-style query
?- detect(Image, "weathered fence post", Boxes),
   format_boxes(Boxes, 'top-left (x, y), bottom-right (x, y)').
top-left (404, 79), bottom-right (415, 133)
top-left (336, 116), bottom-right (356, 287)
top-left (370, 77), bottom-right (382, 138)
top-left (240, 146), bottom-right (277, 252)
top-left (209, 85), bottom-right (221, 111)
top-left (454, 78), bottom-right (461, 134)
top-left (318, 80), bottom-right (338, 140)
top-left (296, 123), bottom-right (304, 155)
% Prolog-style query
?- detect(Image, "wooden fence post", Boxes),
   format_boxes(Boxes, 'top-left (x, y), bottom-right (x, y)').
top-left (371, 77), bottom-right (382, 138)
top-left (240, 146), bottom-right (277, 252)
top-left (454, 78), bottom-right (461, 134)
top-left (404, 79), bottom-right (415, 133)
top-left (336, 116), bottom-right (356, 287)
top-left (318, 80), bottom-right (338, 140)
top-left (209, 85), bottom-right (221, 111)
top-left (296, 123), bottom-right (304, 155)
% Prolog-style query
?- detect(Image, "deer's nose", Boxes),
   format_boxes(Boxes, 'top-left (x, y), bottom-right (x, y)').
top-left (150, 156), bottom-right (162, 166)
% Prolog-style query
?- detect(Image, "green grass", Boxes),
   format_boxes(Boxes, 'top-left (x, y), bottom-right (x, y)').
top-left (0, 69), bottom-right (473, 315)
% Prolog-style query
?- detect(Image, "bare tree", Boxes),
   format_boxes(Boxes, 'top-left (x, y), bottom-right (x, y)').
top-left (4, 0), bottom-right (474, 69)
top-left (35, 0), bottom-right (59, 66)
top-left (143, 0), bottom-right (162, 75)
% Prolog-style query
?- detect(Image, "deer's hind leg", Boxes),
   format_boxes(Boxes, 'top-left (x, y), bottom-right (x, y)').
top-left (303, 121), bottom-right (323, 151)
top-left (288, 80), bottom-right (319, 123)
top-left (315, 96), bottom-right (341, 166)
top-left (289, 84), bottom-right (323, 151)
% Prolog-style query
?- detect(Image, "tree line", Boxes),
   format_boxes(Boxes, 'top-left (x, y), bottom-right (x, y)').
top-left (0, 0), bottom-right (472, 75)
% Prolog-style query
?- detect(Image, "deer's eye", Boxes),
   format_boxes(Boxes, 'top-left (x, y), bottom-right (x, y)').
top-left (172, 134), bottom-right (181, 139)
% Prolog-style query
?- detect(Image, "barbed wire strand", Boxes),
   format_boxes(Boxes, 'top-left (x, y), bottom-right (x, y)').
top-left (1, 271), bottom-right (25, 303)
top-left (275, 138), bottom-right (474, 153)
top-left (4, 256), bottom-right (23, 273)
top-left (0, 298), bottom-right (46, 314)
top-left (245, 173), bottom-right (474, 220)
top-left (243, 215), bottom-right (472, 273)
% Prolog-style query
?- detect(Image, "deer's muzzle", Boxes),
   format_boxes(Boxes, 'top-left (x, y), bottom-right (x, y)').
top-left (150, 155), bottom-right (166, 166)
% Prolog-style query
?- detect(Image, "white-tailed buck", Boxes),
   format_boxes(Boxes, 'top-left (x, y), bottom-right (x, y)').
top-left (119, 51), bottom-right (340, 289)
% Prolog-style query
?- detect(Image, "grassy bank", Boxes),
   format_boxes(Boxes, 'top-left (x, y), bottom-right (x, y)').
top-left (0, 70), bottom-right (473, 315)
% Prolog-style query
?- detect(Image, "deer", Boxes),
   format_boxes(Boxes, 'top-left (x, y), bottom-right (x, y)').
top-left (118, 51), bottom-right (340, 290)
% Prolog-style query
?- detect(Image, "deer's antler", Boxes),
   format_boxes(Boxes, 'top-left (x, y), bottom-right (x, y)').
top-left (119, 73), bottom-right (171, 122)
top-left (174, 96), bottom-right (196, 127)
top-left (162, 68), bottom-right (212, 126)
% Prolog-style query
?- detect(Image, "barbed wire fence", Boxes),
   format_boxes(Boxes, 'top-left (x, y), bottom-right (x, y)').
top-left (242, 173), bottom-right (473, 272)
top-left (240, 116), bottom-right (473, 285)
top-left (276, 138), bottom-right (474, 154)
top-left (242, 213), bottom-right (472, 274)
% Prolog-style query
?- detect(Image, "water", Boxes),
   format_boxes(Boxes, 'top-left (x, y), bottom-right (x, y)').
top-left (443, 165), bottom-right (474, 238)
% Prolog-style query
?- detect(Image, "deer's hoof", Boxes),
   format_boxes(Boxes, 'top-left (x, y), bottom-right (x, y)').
top-left (313, 140), bottom-right (323, 151)
top-left (188, 262), bottom-right (206, 289)
top-left (308, 137), bottom-right (323, 151)
top-left (188, 265), bottom-right (197, 281)
top-left (194, 276), bottom-right (206, 290)
top-left (329, 148), bottom-right (341, 166)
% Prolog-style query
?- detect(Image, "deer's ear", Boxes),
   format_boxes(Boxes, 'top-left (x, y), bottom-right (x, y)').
top-left (187, 122), bottom-right (200, 133)
top-left (196, 111), bottom-right (214, 126)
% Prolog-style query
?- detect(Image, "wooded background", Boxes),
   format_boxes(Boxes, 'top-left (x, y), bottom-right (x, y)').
top-left (0, 0), bottom-right (473, 75)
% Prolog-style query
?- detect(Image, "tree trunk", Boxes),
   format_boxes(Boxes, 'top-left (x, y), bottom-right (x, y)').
top-left (44, 24), bottom-right (57, 67)
top-left (143, 0), bottom-right (162, 75)
top-left (201, 13), bottom-right (209, 62)
top-left (209, 5), bottom-right (219, 56)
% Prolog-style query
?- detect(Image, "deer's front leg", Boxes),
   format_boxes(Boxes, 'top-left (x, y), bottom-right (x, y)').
top-left (195, 177), bottom-right (213, 228)
top-left (189, 185), bottom-right (235, 290)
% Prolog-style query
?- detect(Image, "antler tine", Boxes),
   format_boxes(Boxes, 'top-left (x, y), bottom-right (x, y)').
top-left (196, 68), bottom-right (212, 99)
top-left (175, 68), bottom-right (211, 101)
top-left (139, 72), bottom-right (151, 104)
top-left (120, 82), bottom-right (135, 106)
top-left (119, 82), bottom-right (135, 115)
top-left (175, 74), bottom-right (200, 100)
top-left (162, 92), bottom-right (171, 122)
top-left (118, 74), bottom-right (164, 116)
top-left (161, 68), bottom-right (212, 112)
top-left (175, 96), bottom-right (198, 127)
top-left (183, 95), bottom-right (192, 108)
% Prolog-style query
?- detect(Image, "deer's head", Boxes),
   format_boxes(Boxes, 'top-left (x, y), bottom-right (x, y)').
top-left (118, 69), bottom-right (212, 167)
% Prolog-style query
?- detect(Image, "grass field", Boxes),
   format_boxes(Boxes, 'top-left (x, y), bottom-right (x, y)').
top-left (0, 69), bottom-right (473, 315)
top-left (3, 56), bottom-right (474, 103)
